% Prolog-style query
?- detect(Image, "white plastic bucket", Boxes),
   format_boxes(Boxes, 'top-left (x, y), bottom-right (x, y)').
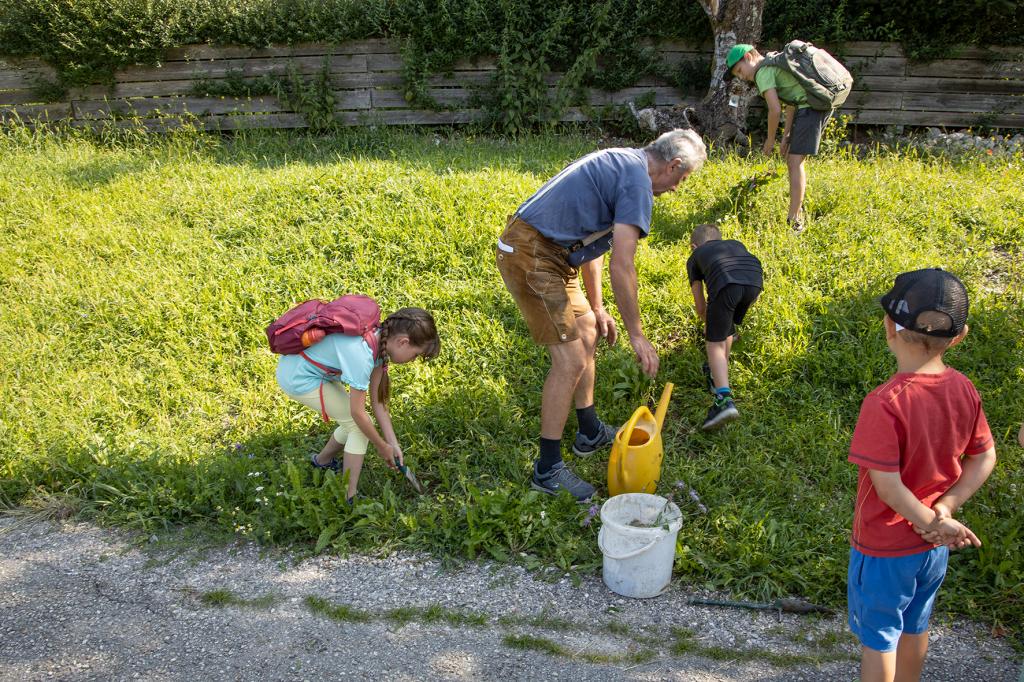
top-left (598, 493), bottom-right (681, 599)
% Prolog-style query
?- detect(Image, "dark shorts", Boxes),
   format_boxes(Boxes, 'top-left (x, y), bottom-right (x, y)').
top-left (496, 215), bottom-right (591, 346)
top-left (706, 284), bottom-right (760, 342)
top-left (788, 107), bottom-right (832, 156)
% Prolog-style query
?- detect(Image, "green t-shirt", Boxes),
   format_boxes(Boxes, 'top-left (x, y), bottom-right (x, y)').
top-left (755, 66), bottom-right (808, 108)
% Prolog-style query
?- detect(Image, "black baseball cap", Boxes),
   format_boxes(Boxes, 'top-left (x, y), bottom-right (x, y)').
top-left (879, 268), bottom-right (968, 338)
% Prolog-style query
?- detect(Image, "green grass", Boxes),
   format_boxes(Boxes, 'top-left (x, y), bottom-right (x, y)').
top-left (199, 588), bottom-right (277, 608)
top-left (0, 124), bottom-right (1022, 638)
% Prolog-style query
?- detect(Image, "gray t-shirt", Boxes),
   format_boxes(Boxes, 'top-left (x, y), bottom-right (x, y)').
top-left (516, 148), bottom-right (653, 246)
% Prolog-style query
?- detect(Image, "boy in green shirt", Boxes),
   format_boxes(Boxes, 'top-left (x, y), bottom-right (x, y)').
top-left (726, 43), bottom-right (832, 233)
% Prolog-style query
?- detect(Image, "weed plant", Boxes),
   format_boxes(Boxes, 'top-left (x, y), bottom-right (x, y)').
top-left (0, 124), bottom-right (1021, 636)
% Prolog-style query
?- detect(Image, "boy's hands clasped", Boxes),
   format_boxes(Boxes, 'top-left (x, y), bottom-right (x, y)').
top-left (913, 503), bottom-right (981, 550)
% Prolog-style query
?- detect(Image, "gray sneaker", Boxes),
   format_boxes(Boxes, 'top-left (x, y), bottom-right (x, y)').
top-left (572, 421), bottom-right (617, 456)
top-left (531, 461), bottom-right (596, 502)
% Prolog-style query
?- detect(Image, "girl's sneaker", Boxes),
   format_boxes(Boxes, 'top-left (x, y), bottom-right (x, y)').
top-left (309, 452), bottom-right (340, 472)
top-left (572, 421), bottom-right (617, 456)
top-left (702, 395), bottom-right (739, 431)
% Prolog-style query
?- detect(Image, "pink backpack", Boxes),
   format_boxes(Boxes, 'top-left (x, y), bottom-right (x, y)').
top-left (266, 294), bottom-right (381, 359)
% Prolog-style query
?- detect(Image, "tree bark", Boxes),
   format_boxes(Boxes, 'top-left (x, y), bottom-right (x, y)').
top-left (691, 0), bottom-right (764, 144)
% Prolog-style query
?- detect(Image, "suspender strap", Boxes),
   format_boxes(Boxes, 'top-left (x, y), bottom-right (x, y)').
top-left (571, 226), bottom-right (613, 251)
top-left (300, 352), bottom-right (340, 423)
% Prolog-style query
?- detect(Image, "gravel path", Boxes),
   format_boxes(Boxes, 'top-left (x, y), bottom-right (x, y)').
top-left (0, 517), bottom-right (1019, 681)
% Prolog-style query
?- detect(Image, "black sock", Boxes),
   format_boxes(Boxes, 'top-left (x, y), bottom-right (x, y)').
top-left (537, 437), bottom-right (562, 474)
top-left (576, 404), bottom-right (601, 439)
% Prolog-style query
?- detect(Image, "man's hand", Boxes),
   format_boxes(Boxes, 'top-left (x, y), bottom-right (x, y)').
top-left (593, 308), bottom-right (618, 345)
top-left (780, 135), bottom-right (791, 157)
top-left (629, 333), bottom-right (659, 377)
top-left (761, 139), bottom-right (775, 156)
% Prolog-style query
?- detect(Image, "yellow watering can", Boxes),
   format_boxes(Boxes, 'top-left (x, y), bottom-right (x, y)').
top-left (607, 383), bottom-right (673, 497)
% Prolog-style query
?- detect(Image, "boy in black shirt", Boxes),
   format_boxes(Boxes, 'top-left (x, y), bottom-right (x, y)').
top-left (687, 224), bottom-right (763, 430)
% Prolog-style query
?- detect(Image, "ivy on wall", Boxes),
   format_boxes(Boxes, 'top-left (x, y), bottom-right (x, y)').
top-left (2, 0), bottom-right (1022, 132)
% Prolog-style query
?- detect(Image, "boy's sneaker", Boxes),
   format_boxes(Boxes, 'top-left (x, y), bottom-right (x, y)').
top-left (701, 361), bottom-right (715, 395)
top-left (702, 395), bottom-right (739, 431)
top-left (788, 217), bottom-right (805, 234)
top-left (531, 461), bottom-right (596, 502)
top-left (572, 421), bottom-right (617, 456)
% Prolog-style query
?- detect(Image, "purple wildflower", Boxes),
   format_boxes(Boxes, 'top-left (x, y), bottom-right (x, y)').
top-left (581, 503), bottom-right (600, 527)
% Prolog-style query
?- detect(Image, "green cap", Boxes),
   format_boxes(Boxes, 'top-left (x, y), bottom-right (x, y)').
top-left (725, 43), bottom-right (754, 69)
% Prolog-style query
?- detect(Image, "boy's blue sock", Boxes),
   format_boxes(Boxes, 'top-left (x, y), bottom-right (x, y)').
top-left (537, 437), bottom-right (562, 474)
top-left (576, 404), bottom-right (601, 439)
top-left (715, 386), bottom-right (733, 401)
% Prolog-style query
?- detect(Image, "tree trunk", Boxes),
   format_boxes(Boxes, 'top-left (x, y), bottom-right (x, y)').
top-left (691, 0), bottom-right (764, 144)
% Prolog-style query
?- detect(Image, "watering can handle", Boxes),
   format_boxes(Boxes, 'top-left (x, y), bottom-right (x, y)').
top-left (598, 526), bottom-right (659, 561)
top-left (617, 407), bottom-right (647, 494)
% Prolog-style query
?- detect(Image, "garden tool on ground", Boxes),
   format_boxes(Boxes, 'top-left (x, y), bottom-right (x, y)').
top-left (607, 383), bottom-right (673, 496)
top-left (688, 597), bottom-right (834, 622)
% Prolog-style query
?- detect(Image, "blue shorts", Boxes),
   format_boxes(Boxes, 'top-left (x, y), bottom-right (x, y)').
top-left (847, 545), bottom-right (949, 652)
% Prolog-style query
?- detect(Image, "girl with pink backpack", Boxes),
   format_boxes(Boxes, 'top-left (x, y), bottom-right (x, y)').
top-left (272, 300), bottom-right (440, 502)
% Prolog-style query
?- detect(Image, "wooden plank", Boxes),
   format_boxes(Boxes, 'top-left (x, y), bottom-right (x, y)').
top-left (827, 42), bottom-right (905, 59)
top-left (115, 54), bottom-right (367, 83)
top-left (847, 109), bottom-right (1023, 128)
top-left (856, 75), bottom-right (1024, 95)
top-left (841, 91), bottom-right (904, 109)
top-left (366, 53), bottom-right (404, 72)
top-left (366, 53), bottom-right (495, 73)
top-left (68, 112), bottom-right (309, 132)
top-left (337, 108), bottom-right (481, 126)
top-left (901, 93), bottom-right (1024, 114)
top-left (908, 59), bottom-right (1024, 79)
top-left (371, 87), bottom-right (471, 109)
top-left (587, 86), bottom-right (683, 107)
top-left (649, 40), bottom-right (713, 54)
top-left (843, 55), bottom-right (906, 77)
top-left (332, 89), bottom-right (372, 110)
top-left (0, 90), bottom-right (45, 106)
top-left (0, 102), bottom-right (72, 122)
top-left (162, 39), bottom-right (396, 62)
top-left (72, 96), bottom-right (285, 120)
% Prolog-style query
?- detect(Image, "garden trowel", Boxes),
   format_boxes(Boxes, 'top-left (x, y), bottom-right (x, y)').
top-left (395, 453), bottom-right (424, 494)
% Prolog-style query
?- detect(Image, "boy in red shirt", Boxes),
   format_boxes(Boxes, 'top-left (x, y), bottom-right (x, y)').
top-left (847, 268), bottom-right (996, 682)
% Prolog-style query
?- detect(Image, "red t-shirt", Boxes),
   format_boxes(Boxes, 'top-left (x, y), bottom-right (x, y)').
top-left (849, 368), bottom-right (993, 558)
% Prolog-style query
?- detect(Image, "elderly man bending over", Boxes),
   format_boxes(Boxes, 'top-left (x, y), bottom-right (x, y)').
top-left (496, 128), bottom-right (707, 501)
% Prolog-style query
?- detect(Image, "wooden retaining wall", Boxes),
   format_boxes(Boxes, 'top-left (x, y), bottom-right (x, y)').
top-left (1, 40), bottom-right (1022, 130)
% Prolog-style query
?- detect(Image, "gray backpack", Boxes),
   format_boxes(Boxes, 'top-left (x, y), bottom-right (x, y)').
top-left (760, 40), bottom-right (853, 111)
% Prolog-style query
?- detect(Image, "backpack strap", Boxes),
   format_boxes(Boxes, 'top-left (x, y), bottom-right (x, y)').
top-left (300, 352), bottom-right (340, 423)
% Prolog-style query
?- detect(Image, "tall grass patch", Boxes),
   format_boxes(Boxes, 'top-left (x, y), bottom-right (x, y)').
top-left (0, 126), bottom-right (1021, 635)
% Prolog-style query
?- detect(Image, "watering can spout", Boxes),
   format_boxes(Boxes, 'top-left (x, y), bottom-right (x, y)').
top-left (654, 382), bottom-right (674, 431)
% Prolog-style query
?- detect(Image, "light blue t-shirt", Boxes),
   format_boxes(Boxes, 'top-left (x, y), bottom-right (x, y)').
top-left (516, 148), bottom-right (653, 245)
top-left (275, 332), bottom-right (379, 396)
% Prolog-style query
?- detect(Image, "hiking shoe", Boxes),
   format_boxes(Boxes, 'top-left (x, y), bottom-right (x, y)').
top-left (572, 421), bottom-right (617, 456)
top-left (702, 361), bottom-right (715, 395)
top-left (310, 452), bottom-right (340, 472)
top-left (531, 461), bottom-right (596, 502)
top-left (702, 396), bottom-right (739, 431)
top-left (788, 217), bottom-right (805, 234)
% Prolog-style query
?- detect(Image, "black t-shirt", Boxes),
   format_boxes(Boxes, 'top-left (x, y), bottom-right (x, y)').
top-left (686, 239), bottom-right (763, 298)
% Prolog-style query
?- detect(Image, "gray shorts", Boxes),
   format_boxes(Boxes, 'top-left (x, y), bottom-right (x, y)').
top-left (788, 107), bottom-right (832, 156)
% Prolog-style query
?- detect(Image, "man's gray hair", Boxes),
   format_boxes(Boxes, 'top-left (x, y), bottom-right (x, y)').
top-left (644, 128), bottom-right (707, 172)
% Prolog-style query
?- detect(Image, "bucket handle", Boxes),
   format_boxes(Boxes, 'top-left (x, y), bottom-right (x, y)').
top-left (597, 525), bottom-right (660, 561)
